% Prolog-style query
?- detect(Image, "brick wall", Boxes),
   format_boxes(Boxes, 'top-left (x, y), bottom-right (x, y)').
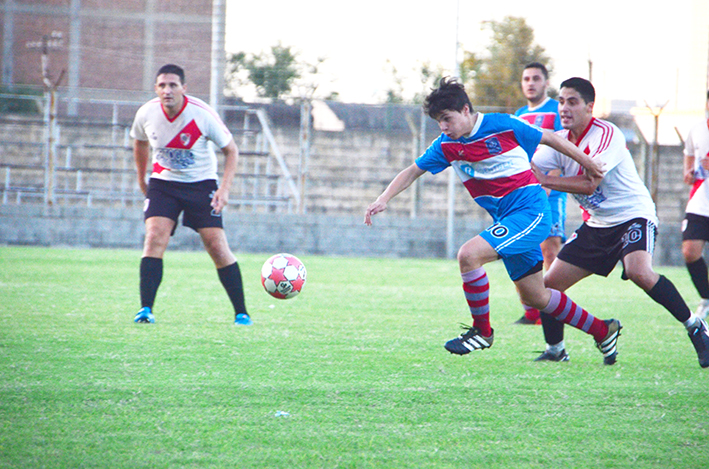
top-left (1, 0), bottom-right (213, 94)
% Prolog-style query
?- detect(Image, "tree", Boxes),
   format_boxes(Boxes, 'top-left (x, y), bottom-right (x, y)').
top-left (226, 43), bottom-right (303, 99)
top-left (462, 16), bottom-right (551, 110)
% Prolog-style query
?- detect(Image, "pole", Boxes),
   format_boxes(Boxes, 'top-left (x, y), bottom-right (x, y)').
top-left (644, 100), bottom-right (668, 203)
top-left (40, 35), bottom-right (64, 206)
top-left (446, 0), bottom-right (461, 259)
top-left (210, 0), bottom-right (226, 114)
top-left (298, 100), bottom-right (311, 214)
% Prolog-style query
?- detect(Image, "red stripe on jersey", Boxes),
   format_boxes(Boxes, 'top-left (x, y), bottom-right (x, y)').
top-left (592, 119), bottom-right (614, 155)
top-left (690, 179), bottom-right (705, 199)
top-left (165, 119), bottom-right (202, 149)
top-left (442, 130), bottom-right (521, 162)
top-left (463, 170), bottom-right (539, 198)
top-left (519, 113), bottom-right (557, 130)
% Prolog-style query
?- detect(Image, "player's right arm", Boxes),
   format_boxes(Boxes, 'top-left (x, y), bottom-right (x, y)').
top-left (683, 131), bottom-right (697, 185)
top-left (134, 139), bottom-right (150, 196)
top-left (364, 163), bottom-right (426, 225)
top-left (684, 154), bottom-right (696, 185)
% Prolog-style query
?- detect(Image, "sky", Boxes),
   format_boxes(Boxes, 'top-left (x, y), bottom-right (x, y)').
top-left (225, 0), bottom-right (708, 114)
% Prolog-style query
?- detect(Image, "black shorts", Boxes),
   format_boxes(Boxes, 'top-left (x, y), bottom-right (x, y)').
top-left (144, 178), bottom-right (223, 234)
top-left (557, 217), bottom-right (657, 278)
top-left (682, 213), bottom-right (709, 242)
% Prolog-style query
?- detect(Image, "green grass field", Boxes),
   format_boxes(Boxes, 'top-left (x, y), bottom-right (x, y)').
top-left (1, 246), bottom-right (708, 468)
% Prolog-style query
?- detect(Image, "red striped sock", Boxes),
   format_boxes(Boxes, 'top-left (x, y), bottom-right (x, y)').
top-left (541, 289), bottom-right (608, 341)
top-left (462, 267), bottom-right (492, 337)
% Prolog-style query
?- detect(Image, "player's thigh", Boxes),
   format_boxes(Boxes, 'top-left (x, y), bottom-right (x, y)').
top-left (621, 250), bottom-right (659, 290)
top-left (544, 257), bottom-right (591, 292)
top-left (143, 216), bottom-right (175, 257)
top-left (541, 236), bottom-right (562, 267)
top-left (198, 227), bottom-right (236, 268)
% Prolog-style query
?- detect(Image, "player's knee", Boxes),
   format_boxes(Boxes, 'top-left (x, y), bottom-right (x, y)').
top-left (625, 267), bottom-right (657, 291)
top-left (682, 242), bottom-right (702, 263)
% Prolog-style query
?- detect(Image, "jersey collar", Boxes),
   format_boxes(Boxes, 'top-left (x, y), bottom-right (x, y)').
top-left (569, 117), bottom-right (595, 146)
top-left (162, 95), bottom-right (189, 123)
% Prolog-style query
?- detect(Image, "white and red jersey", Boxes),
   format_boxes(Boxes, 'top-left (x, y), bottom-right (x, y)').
top-left (684, 119), bottom-right (709, 217)
top-left (533, 117), bottom-right (657, 228)
top-left (130, 95), bottom-right (233, 183)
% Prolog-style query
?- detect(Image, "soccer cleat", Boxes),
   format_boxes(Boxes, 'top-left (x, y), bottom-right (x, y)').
top-left (688, 319), bottom-right (709, 368)
top-left (134, 306), bottom-right (155, 324)
top-left (444, 324), bottom-right (494, 355)
top-left (534, 349), bottom-right (570, 362)
top-left (234, 313), bottom-right (253, 326)
top-left (695, 299), bottom-right (709, 320)
top-left (514, 315), bottom-right (541, 325)
top-left (596, 319), bottom-right (622, 365)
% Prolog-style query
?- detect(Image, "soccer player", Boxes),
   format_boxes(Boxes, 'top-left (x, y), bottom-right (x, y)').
top-left (364, 77), bottom-right (623, 365)
top-left (513, 62), bottom-right (566, 325)
top-left (681, 90), bottom-right (709, 320)
top-left (130, 64), bottom-right (252, 326)
top-left (532, 77), bottom-right (709, 367)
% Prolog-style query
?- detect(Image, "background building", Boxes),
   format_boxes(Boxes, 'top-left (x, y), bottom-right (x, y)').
top-left (1, 0), bottom-right (224, 108)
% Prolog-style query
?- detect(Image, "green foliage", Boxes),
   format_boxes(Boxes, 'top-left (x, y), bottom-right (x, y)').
top-left (1, 246), bottom-right (708, 468)
top-left (0, 85), bottom-right (42, 115)
top-left (463, 16), bottom-right (552, 110)
top-left (226, 44), bottom-right (326, 100)
top-left (227, 44), bottom-right (300, 99)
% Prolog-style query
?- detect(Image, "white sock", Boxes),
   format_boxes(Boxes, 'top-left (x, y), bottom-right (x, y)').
top-left (546, 341), bottom-right (565, 355)
top-left (684, 314), bottom-right (701, 331)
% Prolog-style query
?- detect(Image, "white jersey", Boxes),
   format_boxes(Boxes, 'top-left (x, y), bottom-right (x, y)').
top-left (130, 95), bottom-right (233, 183)
top-left (684, 119), bottom-right (709, 217)
top-left (533, 118), bottom-right (657, 228)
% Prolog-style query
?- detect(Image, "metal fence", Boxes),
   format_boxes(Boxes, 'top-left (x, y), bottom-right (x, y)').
top-left (0, 92), bottom-right (300, 212)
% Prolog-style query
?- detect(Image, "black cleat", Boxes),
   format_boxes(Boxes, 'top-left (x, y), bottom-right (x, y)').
top-left (688, 319), bottom-right (709, 368)
top-left (444, 325), bottom-right (494, 355)
top-left (534, 349), bottom-right (570, 362)
top-left (596, 319), bottom-right (622, 365)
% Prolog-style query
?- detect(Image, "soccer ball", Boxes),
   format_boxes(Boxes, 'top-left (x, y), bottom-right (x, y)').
top-left (261, 253), bottom-right (307, 299)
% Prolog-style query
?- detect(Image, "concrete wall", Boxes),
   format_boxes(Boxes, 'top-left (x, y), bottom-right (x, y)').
top-left (0, 203), bottom-right (685, 266)
top-left (0, 203), bottom-right (488, 260)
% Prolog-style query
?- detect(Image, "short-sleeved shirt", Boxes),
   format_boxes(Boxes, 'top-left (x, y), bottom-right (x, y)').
top-left (684, 119), bottom-right (709, 217)
top-left (533, 117), bottom-right (657, 228)
top-left (514, 97), bottom-right (562, 131)
top-left (416, 112), bottom-right (546, 222)
top-left (130, 95), bottom-right (233, 183)
top-left (516, 97), bottom-right (566, 238)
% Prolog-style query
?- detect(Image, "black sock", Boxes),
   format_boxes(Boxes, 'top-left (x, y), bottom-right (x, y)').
top-left (218, 262), bottom-right (248, 317)
top-left (540, 311), bottom-right (565, 345)
top-left (686, 258), bottom-right (709, 299)
top-left (646, 275), bottom-right (691, 323)
top-left (140, 257), bottom-right (163, 309)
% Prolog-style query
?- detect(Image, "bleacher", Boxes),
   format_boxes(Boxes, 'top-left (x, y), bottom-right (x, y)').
top-left (0, 104), bottom-right (298, 212)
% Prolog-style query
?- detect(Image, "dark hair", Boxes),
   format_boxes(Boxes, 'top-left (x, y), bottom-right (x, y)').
top-left (524, 62), bottom-right (549, 80)
top-left (706, 89), bottom-right (709, 100)
top-left (560, 77), bottom-right (595, 104)
top-left (423, 77), bottom-right (473, 119)
top-left (156, 64), bottom-right (185, 84)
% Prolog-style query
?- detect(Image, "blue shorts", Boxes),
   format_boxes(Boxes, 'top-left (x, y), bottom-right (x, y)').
top-left (479, 206), bottom-right (551, 281)
top-left (547, 190), bottom-right (567, 241)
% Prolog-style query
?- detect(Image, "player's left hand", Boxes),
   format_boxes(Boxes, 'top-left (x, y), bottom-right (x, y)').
top-left (584, 158), bottom-right (605, 180)
top-left (364, 200), bottom-right (387, 226)
top-left (211, 187), bottom-right (229, 214)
